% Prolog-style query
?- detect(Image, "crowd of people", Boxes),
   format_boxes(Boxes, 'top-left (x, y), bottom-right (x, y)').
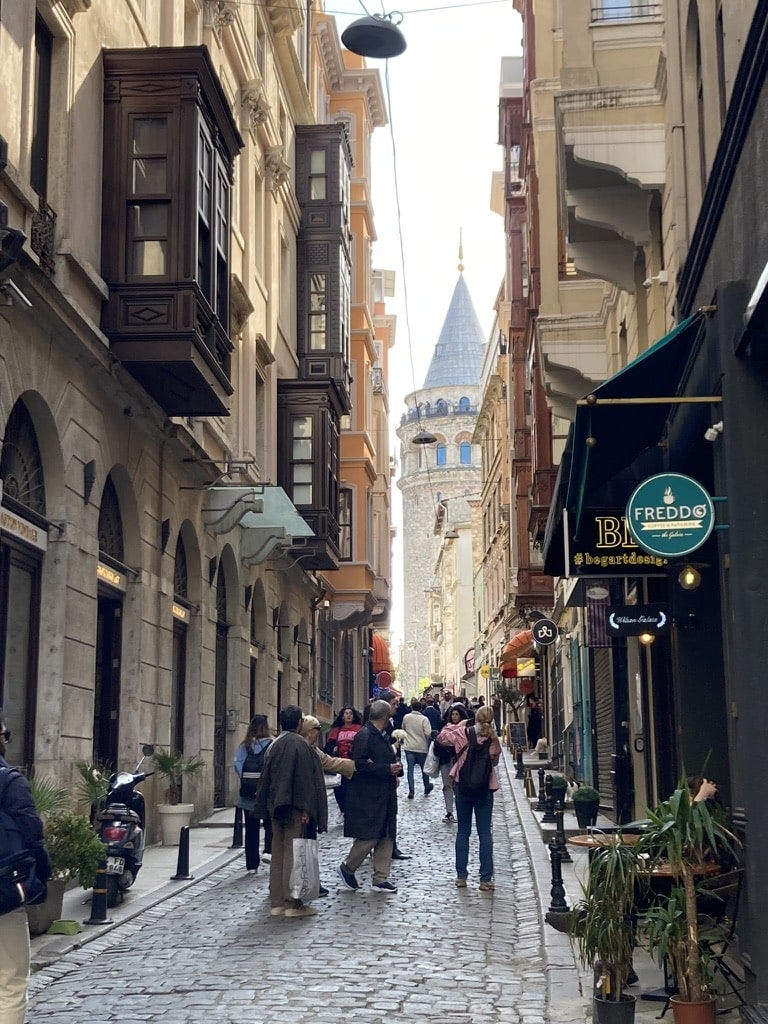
top-left (233, 688), bottom-right (506, 919)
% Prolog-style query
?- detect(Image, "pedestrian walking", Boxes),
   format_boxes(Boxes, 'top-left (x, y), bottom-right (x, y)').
top-left (436, 705), bottom-right (501, 890)
top-left (323, 707), bottom-right (362, 814)
top-left (435, 702), bottom-right (469, 822)
top-left (337, 699), bottom-right (403, 894)
top-left (254, 706), bottom-right (328, 918)
top-left (422, 697), bottom-right (442, 738)
top-left (0, 716), bottom-right (51, 1024)
top-left (402, 697), bottom-right (433, 798)
top-left (373, 688), bottom-right (410, 859)
top-left (233, 714), bottom-right (273, 872)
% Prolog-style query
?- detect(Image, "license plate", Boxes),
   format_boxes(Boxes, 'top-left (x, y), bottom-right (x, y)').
top-left (106, 856), bottom-right (124, 874)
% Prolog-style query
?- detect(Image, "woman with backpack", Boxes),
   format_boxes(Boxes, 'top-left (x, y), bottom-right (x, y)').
top-left (234, 715), bottom-right (273, 873)
top-left (436, 704), bottom-right (501, 891)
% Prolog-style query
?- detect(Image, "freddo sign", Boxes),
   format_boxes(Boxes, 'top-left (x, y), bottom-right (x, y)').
top-left (626, 473), bottom-right (714, 558)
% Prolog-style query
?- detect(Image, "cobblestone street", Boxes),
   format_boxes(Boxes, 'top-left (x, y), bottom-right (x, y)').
top-left (27, 759), bottom-right (547, 1024)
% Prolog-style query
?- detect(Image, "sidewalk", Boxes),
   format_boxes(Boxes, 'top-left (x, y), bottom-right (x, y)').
top-left (30, 808), bottom-right (243, 971)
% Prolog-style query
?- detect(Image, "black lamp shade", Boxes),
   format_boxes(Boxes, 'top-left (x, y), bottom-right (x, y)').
top-left (341, 16), bottom-right (407, 59)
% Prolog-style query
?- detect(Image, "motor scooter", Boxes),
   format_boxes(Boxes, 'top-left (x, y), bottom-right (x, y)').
top-left (94, 744), bottom-right (155, 907)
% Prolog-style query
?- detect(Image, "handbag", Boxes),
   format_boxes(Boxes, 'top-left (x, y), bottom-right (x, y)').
top-left (324, 773), bottom-right (342, 789)
top-left (423, 741), bottom-right (440, 779)
top-left (289, 836), bottom-right (320, 903)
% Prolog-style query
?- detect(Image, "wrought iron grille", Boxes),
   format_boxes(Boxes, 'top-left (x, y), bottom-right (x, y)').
top-left (1, 401), bottom-right (46, 515)
top-left (30, 195), bottom-right (56, 275)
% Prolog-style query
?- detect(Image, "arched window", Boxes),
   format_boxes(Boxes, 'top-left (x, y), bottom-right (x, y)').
top-left (98, 476), bottom-right (124, 563)
top-left (459, 442), bottom-right (472, 465)
top-left (458, 396), bottom-right (470, 413)
top-left (436, 444), bottom-right (447, 466)
top-left (1, 402), bottom-right (46, 515)
top-left (436, 399), bottom-right (448, 415)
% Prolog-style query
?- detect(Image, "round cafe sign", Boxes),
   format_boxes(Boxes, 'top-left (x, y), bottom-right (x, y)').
top-left (626, 473), bottom-right (714, 558)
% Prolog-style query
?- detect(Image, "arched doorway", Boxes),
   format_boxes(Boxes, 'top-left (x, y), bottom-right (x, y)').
top-left (171, 533), bottom-right (189, 755)
top-left (0, 400), bottom-right (46, 769)
top-left (94, 475), bottom-right (125, 768)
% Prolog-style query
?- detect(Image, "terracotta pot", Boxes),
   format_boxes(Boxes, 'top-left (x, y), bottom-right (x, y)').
top-left (670, 996), bottom-right (717, 1024)
top-left (156, 803), bottom-right (194, 846)
top-left (593, 994), bottom-right (635, 1024)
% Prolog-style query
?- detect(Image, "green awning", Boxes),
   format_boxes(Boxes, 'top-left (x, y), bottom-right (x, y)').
top-left (565, 312), bottom-right (709, 539)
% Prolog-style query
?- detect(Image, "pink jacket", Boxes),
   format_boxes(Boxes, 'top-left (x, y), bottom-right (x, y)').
top-left (435, 722), bottom-right (501, 792)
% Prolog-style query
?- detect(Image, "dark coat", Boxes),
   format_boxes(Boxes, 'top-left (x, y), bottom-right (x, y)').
top-left (0, 756), bottom-right (52, 884)
top-left (343, 722), bottom-right (399, 841)
top-left (254, 732), bottom-right (328, 833)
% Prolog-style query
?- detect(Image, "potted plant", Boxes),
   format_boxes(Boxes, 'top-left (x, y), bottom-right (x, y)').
top-left (153, 749), bottom-right (205, 846)
top-left (573, 785), bottom-right (601, 829)
top-left (549, 772), bottom-right (568, 809)
top-left (571, 834), bottom-right (643, 1023)
top-left (634, 780), bottom-right (738, 1023)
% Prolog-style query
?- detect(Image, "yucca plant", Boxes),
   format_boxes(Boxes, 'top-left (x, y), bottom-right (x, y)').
top-left (153, 749), bottom-right (205, 804)
top-left (27, 771), bottom-right (70, 819)
top-left (571, 834), bottom-right (644, 1002)
top-left (634, 780), bottom-right (738, 1003)
top-left (74, 760), bottom-right (111, 814)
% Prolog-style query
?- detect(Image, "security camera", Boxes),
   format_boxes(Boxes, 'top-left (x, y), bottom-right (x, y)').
top-left (643, 270), bottom-right (669, 289)
top-left (643, 277), bottom-right (653, 289)
top-left (704, 421), bottom-right (724, 442)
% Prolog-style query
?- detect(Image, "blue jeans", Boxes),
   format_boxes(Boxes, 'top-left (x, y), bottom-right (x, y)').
top-left (454, 789), bottom-right (494, 882)
top-left (405, 751), bottom-right (429, 793)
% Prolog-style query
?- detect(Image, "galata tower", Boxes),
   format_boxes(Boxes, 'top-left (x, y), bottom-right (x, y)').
top-left (396, 265), bottom-right (485, 692)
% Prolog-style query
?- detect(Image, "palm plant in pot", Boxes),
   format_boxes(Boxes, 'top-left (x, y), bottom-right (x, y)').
top-left (152, 749), bottom-right (205, 846)
top-left (634, 779), bottom-right (738, 1023)
top-left (571, 833), bottom-right (644, 1023)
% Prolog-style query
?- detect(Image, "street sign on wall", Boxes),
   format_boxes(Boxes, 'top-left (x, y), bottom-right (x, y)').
top-left (626, 473), bottom-right (715, 558)
top-left (532, 618), bottom-right (558, 646)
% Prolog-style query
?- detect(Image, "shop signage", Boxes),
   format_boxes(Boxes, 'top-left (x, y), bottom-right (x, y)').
top-left (490, 666), bottom-right (500, 683)
top-left (249, 644), bottom-right (259, 659)
top-left (566, 509), bottom-right (668, 576)
top-left (0, 507), bottom-right (47, 552)
top-left (97, 561), bottom-right (126, 592)
top-left (626, 473), bottom-right (714, 558)
top-left (172, 603), bottom-right (190, 623)
top-left (606, 605), bottom-right (669, 636)
top-left (532, 618), bottom-right (558, 646)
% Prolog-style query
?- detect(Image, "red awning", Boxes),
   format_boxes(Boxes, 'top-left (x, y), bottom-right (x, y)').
top-left (371, 634), bottom-right (394, 676)
top-left (500, 629), bottom-right (534, 662)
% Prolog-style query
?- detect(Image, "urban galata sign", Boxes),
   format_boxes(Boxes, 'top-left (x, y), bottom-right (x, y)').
top-left (626, 473), bottom-right (715, 558)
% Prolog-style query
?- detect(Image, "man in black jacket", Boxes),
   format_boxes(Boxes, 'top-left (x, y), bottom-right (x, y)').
top-left (337, 700), bottom-right (403, 894)
top-left (0, 716), bottom-right (51, 1024)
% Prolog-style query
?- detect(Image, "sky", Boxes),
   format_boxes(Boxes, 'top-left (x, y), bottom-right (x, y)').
top-left (333, 1), bottom-right (523, 651)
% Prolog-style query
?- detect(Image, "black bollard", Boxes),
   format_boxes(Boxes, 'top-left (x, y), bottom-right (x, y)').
top-left (515, 745), bottom-right (525, 780)
top-left (554, 807), bottom-right (572, 863)
top-left (231, 805), bottom-right (244, 848)
top-left (171, 825), bottom-right (194, 881)
top-left (548, 842), bottom-right (570, 913)
top-left (83, 860), bottom-right (113, 926)
top-left (535, 767), bottom-right (547, 811)
top-left (542, 775), bottom-right (557, 823)
top-left (524, 767), bottom-right (536, 798)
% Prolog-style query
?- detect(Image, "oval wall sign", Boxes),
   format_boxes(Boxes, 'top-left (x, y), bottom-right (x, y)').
top-left (626, 473), bottom-right (714, 558)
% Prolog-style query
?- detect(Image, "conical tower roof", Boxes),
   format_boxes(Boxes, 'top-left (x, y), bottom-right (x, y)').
top-left (422, 273), bottom-right (485, 389)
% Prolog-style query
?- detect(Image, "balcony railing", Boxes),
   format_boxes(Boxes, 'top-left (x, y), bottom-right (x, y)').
top-left (591, 2), bottom-right (661, 21)
top-left (400, 402), bottom-right (478, 426)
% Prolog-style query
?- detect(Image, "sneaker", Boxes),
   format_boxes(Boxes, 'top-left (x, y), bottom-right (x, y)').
top-left (285, 905), bottom-right (318, 917)
top-left (455, 877), bottom-right (467, 888)
top-left (337, 862), bottom-right (359, 890)
top-left (391, 849), bottom-right (411, 860)
top-left (269, 906), bottom-right (285, 916)
top-left (479, 881), bottom-right (495, 891)
top-left (318, 885), bottom-right (329, 897)
top-left (261, 852), bottom-right (271, 863)
top-left (443, 812), bottom-right (455, 822)
top-left (407, 791), bottom-right (414, 799)
top-left (372, 880), bottom-right (398, 893)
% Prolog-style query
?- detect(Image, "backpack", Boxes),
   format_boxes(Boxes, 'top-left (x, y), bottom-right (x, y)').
top-left (456, 727), bottom-right (493, 798)
top-left (0, 767), bottom-right (43, 915)
top-left (239, 739), bottom-right (271, 799)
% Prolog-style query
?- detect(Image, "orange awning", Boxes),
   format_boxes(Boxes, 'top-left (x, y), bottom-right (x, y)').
top-left (500, 629), bottom-right (534, 662)
top-left (371, 634), bottom-right (394, 676)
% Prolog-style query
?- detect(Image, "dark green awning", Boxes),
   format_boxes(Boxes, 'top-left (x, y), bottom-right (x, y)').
top-left (565, 312), bottom-right (709, 539)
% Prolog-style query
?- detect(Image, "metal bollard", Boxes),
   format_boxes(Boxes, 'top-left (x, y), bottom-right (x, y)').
top-left (554, 807), bottom-right (572, 863)
top-left (83, 860), bottom-right (113, 926)
top-left (548, 842), bottom-right (570, 913)
top-left (231, 805), bottom-right (244, 848)
top-left (542, 775), bottom-right (557, 823)
top-left (171, 825), bottom-right (194, 881)
top-left (515, 745), bottom-right (525, 780)
top-left (524, 767), bottom-right (536, 798)
top-left (535, 767), bottom-right (547, 811)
